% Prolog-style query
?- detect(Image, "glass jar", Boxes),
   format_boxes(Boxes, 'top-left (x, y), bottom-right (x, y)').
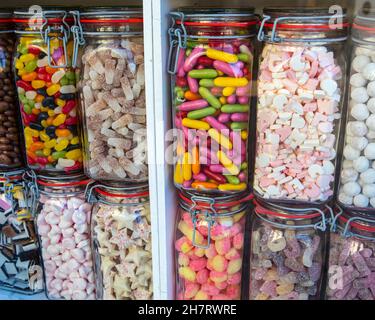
top-left (0, 170), bottom-right (43, 294)
top-left (73, 8), bottom-right (148, 183)
top-left (13, 9), bottom-right (83, 174)
top-left (33, 175), bottom-right (95, 300)
top-left (249, 200), bottom-right (329, 300)
top-left (254, 8), bottom-right (349, 205)
top-left (326, 209), bottom-right (375, 300)
top-left (0, 11), bottom-right (24, 169)
top-left (168, 8), bottom-right (258, 194)
top-left (88, 183), bottom-right (152, 300)
top-left (175, 191), bottom-right (251, 300)
top-left (337, 11), bottom-right (375, 211)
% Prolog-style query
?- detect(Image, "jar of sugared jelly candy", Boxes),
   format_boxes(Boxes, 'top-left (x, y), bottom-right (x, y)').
top-left (326, 209), bottom-right (375, 300)
top-left (254, 8), bottom-right (349, 205)
top-left (168, 8), bottom-right (258, 194)
top-left (32, 174), bottom-right (96, 300)
top-left (71, 8), bottom-right (148, 183)
top-left (87, 183), bottom-right (152, 300)
top-left (0, 170), bottom-right (43, 294)
top-left (337, 11), bottom-right (375, 211)
top-left (249, 200), bottom-right (329, 300)
top-left (175, 191), bottom-right (251, 300)
top-left (0, 11), bottom-right (24, 170)
top-left (13, 9), bottom-right (83, 174)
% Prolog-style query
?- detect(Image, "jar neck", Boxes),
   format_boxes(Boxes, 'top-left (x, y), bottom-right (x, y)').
top-left (334, 210), bottom-right (375, 241)
top-left (36, 175), bottom-right (89, 196)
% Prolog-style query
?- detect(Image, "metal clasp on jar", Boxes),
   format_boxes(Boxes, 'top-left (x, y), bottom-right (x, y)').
top-left (70, 10), bottom-right (85, 68)
top-left (167, 11), bottom-right (187, 75)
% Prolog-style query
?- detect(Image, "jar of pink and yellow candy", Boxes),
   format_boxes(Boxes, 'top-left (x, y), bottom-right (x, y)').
top-left (175, 191), bottom-right (251, 300)
top-left (254, 8), bottom-right (349, 205)
top-left (168, 8), bottom-right (258, 194)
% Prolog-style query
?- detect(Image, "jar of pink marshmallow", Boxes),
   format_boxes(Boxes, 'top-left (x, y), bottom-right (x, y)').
top-left (254, 7), bottom-right (349, 206)
top-left (88, 183), bottom-right (152, 300)
top-left (326, 209), bottom-right (375, 300)
top-left (249, 200), bottom-right (329, 300)
top-left (175, 191), bottom-right (252, 300)
top-left (33, 174), bottom-right (96, 300)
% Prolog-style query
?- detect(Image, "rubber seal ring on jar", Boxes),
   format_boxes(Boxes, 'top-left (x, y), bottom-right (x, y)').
top-left (335, 211), bottom-right (375, 241)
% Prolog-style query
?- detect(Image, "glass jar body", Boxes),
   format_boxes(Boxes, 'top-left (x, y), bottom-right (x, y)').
top-left (249, 213), bottom-right (327, 300)
top-left (35, 184), bottom-right (95, 300)
top-left (78, 35), bottom-right (147, 182)
top-left (91, 193), bottom-right (152, 300)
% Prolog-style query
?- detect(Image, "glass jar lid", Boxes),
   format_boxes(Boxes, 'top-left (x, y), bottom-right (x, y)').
top-left (334, 209), bottom-right (375, 240)
top-left (0, 169), bottom-right (26, 183)
top-left (0, 10), bottom-right (13, 32)
top-left (352, 10), bottom-right (375, 44)
top-left (78, 6), bottom-right (143, 24)
top-left (36, 174), bottom-right (90, 188)
top-left (258, 7), bottom-right (349, 43)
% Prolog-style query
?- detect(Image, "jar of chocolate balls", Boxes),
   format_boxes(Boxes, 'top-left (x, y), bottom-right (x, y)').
top-left (337, 11), bottom-right (375, 211)
top-left (326, 209), bottom-right (375, 300)
top-left (248, 200), bottom-right (329, 300)
top-left (254, 8), bottom-right (349, 206)
top-left (0, 11), bottom-right (24, 170)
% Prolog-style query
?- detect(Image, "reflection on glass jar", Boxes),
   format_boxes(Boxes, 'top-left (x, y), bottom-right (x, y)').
top-left (326, 209), bottom-right (375, 300)
top-left (175, 191), bottom-right (251, 300)
top-left (168, 8), bottom-right (258, 194)
top-left (249, 201), bottom-right (328, 300)
top-left (13, 9), bottom-right (83, 174)
top-left (254, 8), bottom-right (348, 206)
top-left (89, 184), bottom-right (152, 300)
top-left (33, 175), bottom-right (95, 300)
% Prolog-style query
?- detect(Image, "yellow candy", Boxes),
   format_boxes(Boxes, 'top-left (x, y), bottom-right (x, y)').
top-left (31, 80), bottom-right (46, 89)
top-left (241, 130), bottom-right (248, 140)
top-left (52, 114), bottom-right (66, 126)
top-left (212, 255), bottom-right (227, 272)
top-left (276, 283), bottom-right (294, 296)
top-left (210, 272), bottom-right (227, 283)
top-left (182, 118), bottom-right (210, 130)
top-left (182, 152), bottom-right (192, 181)
top-left (43, 148), bottom-right (51, 156)
top-left (219, 96), bottom-right (227, 104)
top-left (180, 241), bottom-right (193, 254)
top-left (218, 183), bottom-right (246, 191)
top-left (178, 221), bottom-right (205, 246)
top-left (25, 135), bottom-right (33, 148)
top-left (45, 139), bottom-right (57, 149)
top-left (24, 127), bottom-right (39, 138)
top-left (174, 158), bottom-right (184, 185)
top-left (223, 87), bottom-right (236, 97)
top-left (46, 84), bottom-right (60, 96)
top-left (48, 110), bottom-right (55, 117)
top-left (178, 267), bottom-right (196, 282)
top-left (264, 268), bottom-right (279, 281)
top-left (18, 69), bottom-right (27, 76)
top-left (194, 248), bottom-right (205, 258)
top-left (41, 120), bottom-right (48, 128)
top-left (227, 258), bottom-right (242, 274)
top-left (206, 48), bottom-right (238, 64)
top-left (255, 293), bottom-right (269, 300)
top-left (209, 129), bottom-right (232, 150)
top-left (214, 77), bottom-right (248, 87)
top-left (193, 291), bottom-right (209, 300)
top-left (56, 99), bottom-right (66, 107)
top-left (40, 131), bottom-right (50, 142)
top-left (66, 149), bottom-right (81, 161)
top-left (19, 53), bottom-right (35, 63)
top-left (15, 60), bottom-right (24, 70)
top-left (70, 137), bottom-right (80, 145)
top-left (55, 139), bottom-right (69, 152)
top-left (217, 150), bottom-right (233, 166)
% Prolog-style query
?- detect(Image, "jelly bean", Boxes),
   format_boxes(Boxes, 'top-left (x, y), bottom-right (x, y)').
top-left (221, 104), bottom-right (249, 113)
top-left (214, 77), bottom-right (248, 87)
top-left (52, 114), bottom-right (66, 126)
top-left (16, 80), bottom-right (33, 91)
top-left (25, 60), bottom-right (37, 73)
top-left (182, 118), bottom-right (211, 130)
top-left (206, 48), bottom-right (238, 64)
top-left (32, 80), bottom-right (46, 89)
top-left (19, 53), bottom-right (36, 63)
top-left (22, 72), bottom-right (37, 82)
top-left (188, 69), bottom-right (218, 79)
top-left (226, 176), bottom-right (240, 185)
top-left (46, 84), bottom-right (60, 96)
top-left (203, 167), bottom-right (227, 184)
top-left (223, 87), bottom-right (236, 97)
top-left (55, 139), bottom-right (69, 151)
top-left (187, 107), bottom-right (216, 120)
top-left (56, 129), bottom-right (71, 138)
top-left (60, 85), bottom-right (76, 94)
top-left (237, 53), bottom-right (250, 63)
top-left (198, 87), bottom-right (221, 109)
top-left (66, 149), bottom-right (82, 161)
top-left (51, 70), bottom-right (65, 84)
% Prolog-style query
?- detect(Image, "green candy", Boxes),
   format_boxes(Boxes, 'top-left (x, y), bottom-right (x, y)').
top-left (175, 87), bottom-right (185, 99)
top-left (24, 60), bottom-right (37, 72)
top-left (199, 79), bottom-right (215, 88)
top-left (20, 45), bottom-right (28, 55)
top-left (27, 100), bottom-right (35, 108)
top-left (238, 53), bottom-right (250, 63)
top-left (35, 150), bottom-right (44, 157)
top-left (188, 69), bottom-right (218, 79)
top-left (187, 107), bottom-right (216, 120)
top-left (23, 104), bottom-right (32, 115)
top-left (65, 71), bottom-right (76, 81)
top-left (230, 122), bottom-right (248, 130)
top-left (59, 76), bottom-right (69, 86)
top-left (226, 175), bottom-right (240, 185)
top-left (19, 94), bottom-right (27, 104)
top-left (52, 151), bottom-right (67, 160)
top-left (199, 87), bottom-right (221, 109)
top-left (221, 104), bottom-right (249, 113)
top-left (241, 162), bottom-right (248, 170)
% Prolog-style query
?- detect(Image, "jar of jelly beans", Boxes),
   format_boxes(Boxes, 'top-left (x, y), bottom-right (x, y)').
top-left (32, 174), bottom-right (96, 300)
top-left (0, 170), bottom-right (43, 294)
top-left (175, 191), bottom-right (251, 300)
top-left (254, 8), bottom-right (349, 205)
top-left (13, 9), bottom-right (83, 174)
top-left (249, 200), bottom-right (329, 300)
top-left (0, 11), bottom-right (24, 170)
top-left (168, 8), bottom-right (258, 194)
top-left (71, 8), bottom-right (147, 183)
top-left (87, 183), bottom-right (152, 300)
top-left (326, 209), bottom-right (375, 300)
top-left (337, 11), bottom-right (375, 211)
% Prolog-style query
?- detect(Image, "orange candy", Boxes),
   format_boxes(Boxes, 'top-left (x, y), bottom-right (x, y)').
top-left (30, 142), bottom-right (44, 152)
top-left (184, 91), bottom-right (201, 101)
top-left (45, 66), bottom-right (56, 74)
top-left (26, 150), bottom-right (37, 160)
top-left (47, 155), bottom-right (54, 163)
top-left (35, 95), bottom-right (44, 103)
top-left (21, 72), bottom-right (37, 82)
top-left (56, 129), bottom-right (70, 137)
top-left (191, 181), bottom-right (218, 190)
top-left (32, 108), bottom-right (40, 115)
top-left (46, 117), bottom-right (54, 126)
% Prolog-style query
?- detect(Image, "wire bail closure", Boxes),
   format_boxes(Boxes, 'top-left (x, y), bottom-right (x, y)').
top-left (70, 10), bottom-right (85, 68)
top-left (168, 12), bottom-right (187, 75)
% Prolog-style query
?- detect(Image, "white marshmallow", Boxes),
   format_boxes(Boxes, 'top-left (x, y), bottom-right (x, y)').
top-left (343, 145), bottom-right (361, 160)
top-left (353, 156), bottom-right (370, 173)
top-left (368, 81), bottom-right (375, 97)
top-left (362, 63), bottom-right (375, 81)
top-left (353, 194), bottom-right (369, 207)
top-left (351, 103), bottom-right (369, 121)
top-left (350, 73), bottom-right (367, 87)
top-left (364, 143), bottom-right (375, 160)
top-left (352, 55), bottom-right (371, 73)
top-left (368, 98), bottom-right (375, 114)
top-left (366, 114), bottom-right (375, 131)
top-left (360, 168), bottom-right (375, 184)
top-left (363, 184), bottom-right (375, 198)
top-left (351, 87), bottom-right (369, 103)
top-left (343, 181), bottom-right (361, 196)
top-left (338, 192), bottom-right (353, 205)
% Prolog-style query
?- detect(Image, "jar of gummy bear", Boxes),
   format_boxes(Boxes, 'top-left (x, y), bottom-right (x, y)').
top-left (0, 170), bottom-right (43, 294)
top-left (249, 200), bottom-right (329, 300)
top-left (175, 191), bottom-right (252, 300)
top-left (337, 11), bottom-right (375, 211)
top-left (254, 7), bottom-right (349, 205)
top-left (88, 183), bottom-right (152, 300)
top-left (13, 9), bottom-right (83, 174)
top-left (71, 8), bottom-right (147, 183)
top-left (168, 8), bottom-right (258, 194)
top-left (0, 11), bottom-right (24, 169)
top-left (32, 174), bottom-right (96, 300)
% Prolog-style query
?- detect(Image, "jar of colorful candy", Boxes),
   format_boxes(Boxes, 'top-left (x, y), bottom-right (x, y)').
top-left (249, 200), bottom-right (328, 300)
top-left (254, 8), bottom-right (349, 205)
top-left (168, 8), bottom-right (258, 194)
top-left (88, 183), bottom-right (152, 300)
top-left (0, 11), bottom-right (24, 169)
top-left (337, 11), bottom-right (375, 211)
top-left (13, 9), bottom-right (83, 174)
top-left (73, 8), bottom-right (148, 183)
top-left (0, 170), bottom-right (43, 294)
top-left (175, 191), bottom-right (251, 300)
top-left (326, 209), bottom-right (375, 300)
top-left (33, 174), bottom-right (95, 300)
